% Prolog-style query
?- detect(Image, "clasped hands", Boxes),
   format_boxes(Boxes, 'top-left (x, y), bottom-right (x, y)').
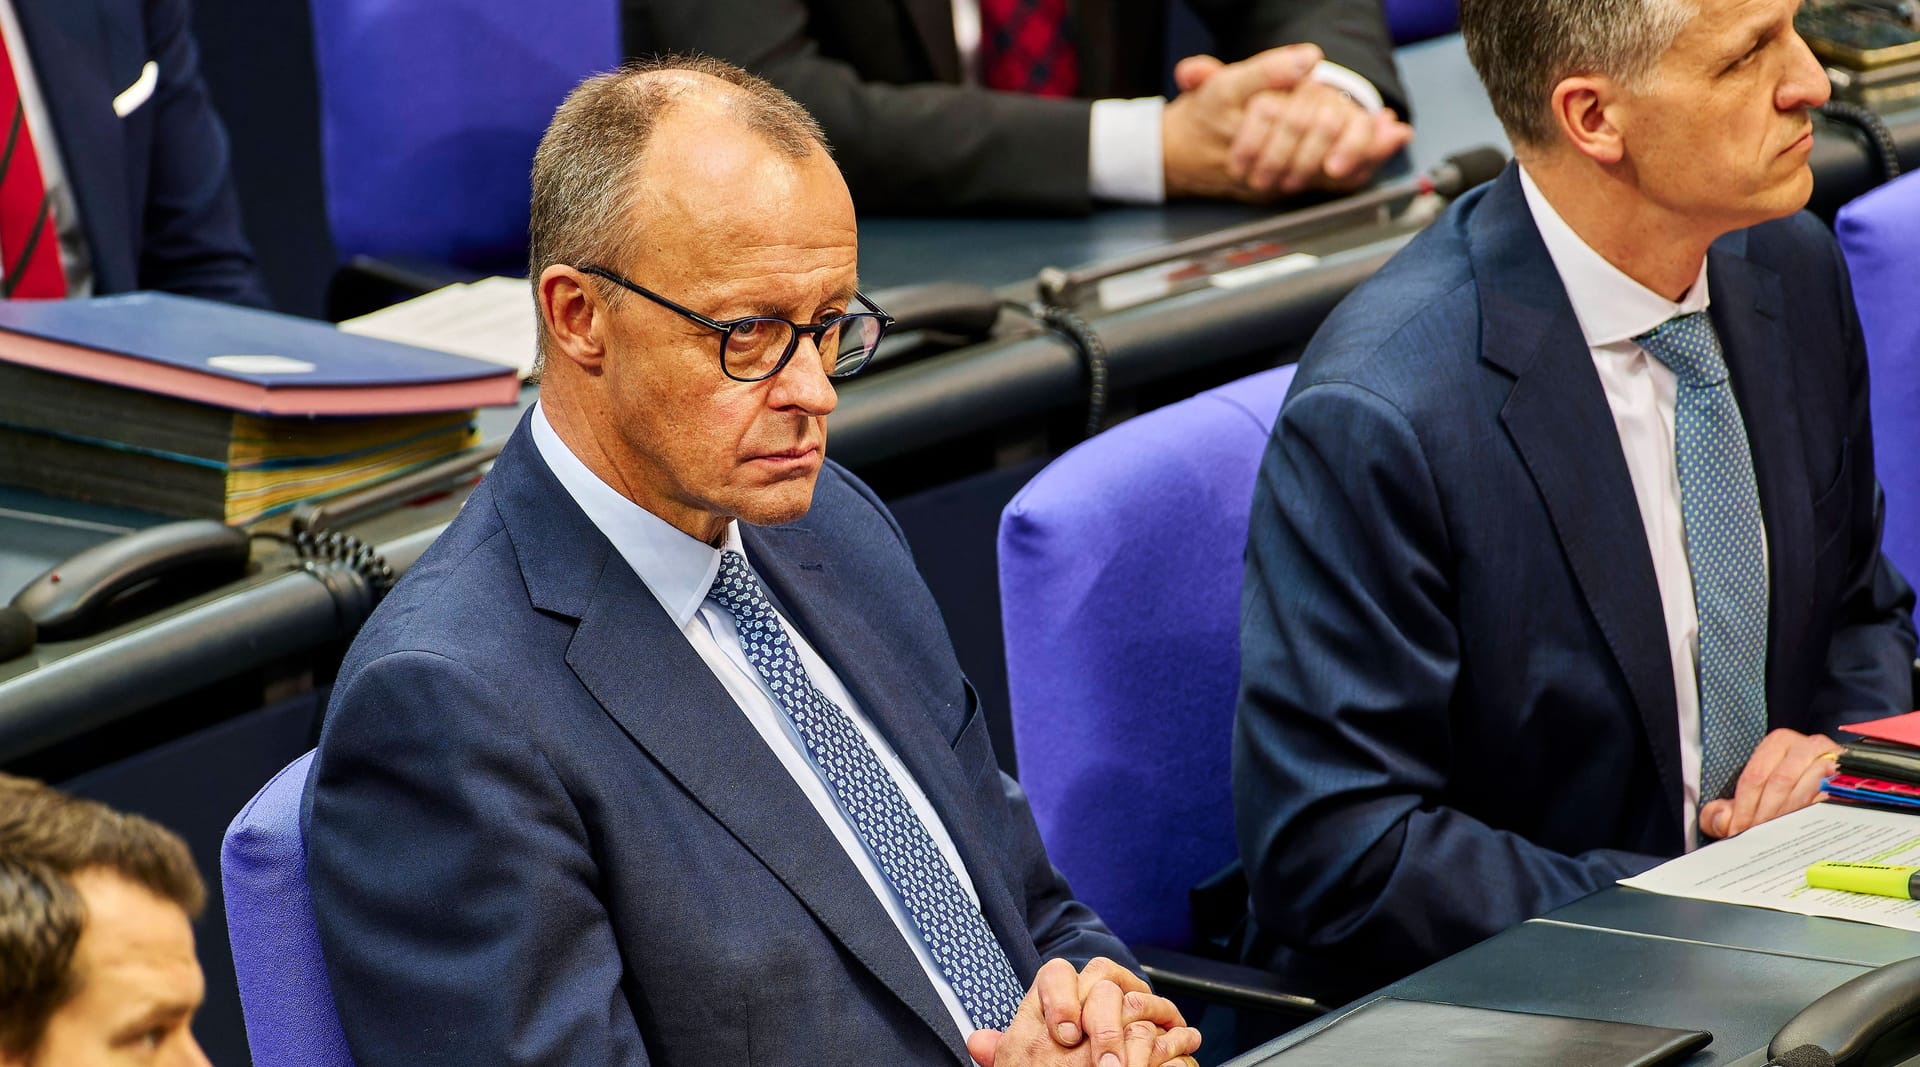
top-left (1163, 43), bottom-right (1412, 203)
top-left (967, 957), bottom-right (1201, 1067)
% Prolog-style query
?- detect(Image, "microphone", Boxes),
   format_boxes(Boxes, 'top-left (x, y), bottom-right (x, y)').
top-left (1426, 146), bottom-right (1509, 198)
top-left (0, 605), bottom-right (35, 663)
top-left (1036, 145), bottom-right (1511, 307)
top-left (1768, 1045), bottom-right (1836, 1067)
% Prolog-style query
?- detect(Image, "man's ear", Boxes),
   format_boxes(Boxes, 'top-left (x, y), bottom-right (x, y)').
top-left (1549, 75), bottom-right (1628, 166)
top-left (539, 265), bottom-right (609, 374)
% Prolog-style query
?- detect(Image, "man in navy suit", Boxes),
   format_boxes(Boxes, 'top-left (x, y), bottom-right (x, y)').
top-left (306, 57), bottom-right (1198, 1067)
top-left (1, 0), bottom-right (266, 306)
top-left (1234, 0), bottom-right (1918, 1001)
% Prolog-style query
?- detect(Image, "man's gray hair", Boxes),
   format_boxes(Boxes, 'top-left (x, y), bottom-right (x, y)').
top-left (1461, 0), bottom-right (1696, 147)
top-left (526, 55), bottom-right (830, 366)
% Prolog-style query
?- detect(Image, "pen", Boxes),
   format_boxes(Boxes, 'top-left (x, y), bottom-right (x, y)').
top-left (1806, 861), bottom-right (1920, 900)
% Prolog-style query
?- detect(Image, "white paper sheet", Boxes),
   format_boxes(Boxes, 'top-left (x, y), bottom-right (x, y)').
top-left (339, 277), bottom-right (537, 378)
top-left (1618, 803), bottom-right (1920, 931)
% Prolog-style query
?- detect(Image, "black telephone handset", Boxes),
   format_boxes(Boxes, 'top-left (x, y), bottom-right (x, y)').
top-left (1768, 956), bottom-right (1920, 1066)
top-left (860, 281), bottom-right (1005, 372)
top-left (10, 520), bottom-right (250, 642)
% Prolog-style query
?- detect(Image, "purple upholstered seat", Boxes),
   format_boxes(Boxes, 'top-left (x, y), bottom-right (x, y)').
top-left (1837, 172), bottom-right (1920, 583)
top-left (222, 750), bottom-right (355, 1067)
top-left (997, 363), bottom-right (1296, 950)
top-left (1384, 0), bottom-right (1459, 45)
top-left (310, 0), bottom-right (620, 272)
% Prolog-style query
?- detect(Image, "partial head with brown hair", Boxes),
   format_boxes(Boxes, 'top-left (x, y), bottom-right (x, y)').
top-left (0, 774), bottom-right (208, 1067)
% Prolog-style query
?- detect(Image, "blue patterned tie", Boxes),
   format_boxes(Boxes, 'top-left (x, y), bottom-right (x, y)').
top-left (707, 550), bottom-right (1024, 1031)
top-left (1635, 312), bottom-right (1769, 804)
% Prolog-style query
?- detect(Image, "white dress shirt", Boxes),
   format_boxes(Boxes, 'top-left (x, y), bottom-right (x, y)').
top-left (1518, 165), bottom-right (1771, 850)
top-left (0, 0), bottom-right (92, 296)
top-left (950, 0), bottom-right (1384, 203)
top-left (529, 404), bottom-right (987, 1038)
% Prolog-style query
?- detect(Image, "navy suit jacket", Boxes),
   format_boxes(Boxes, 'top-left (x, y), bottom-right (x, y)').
top-left (1234, 165), bottom-right (1917, 1001)
top-left (15, 0), bottom-right (267, 306)
top-left (304, 420), bottom-right (1131, 1066)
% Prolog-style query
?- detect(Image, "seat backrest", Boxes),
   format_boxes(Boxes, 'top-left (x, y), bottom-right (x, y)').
top-left (1384, 0), bottom-right (1459, 45)
top-left (221, 750), bottom-right (355, 1067)
top-left (309, 0), bottom-right (620, 273)
top-left (1836, 172), bottom-right (1920, 583)
top-left (997, 364), bottom-right (1296, 949)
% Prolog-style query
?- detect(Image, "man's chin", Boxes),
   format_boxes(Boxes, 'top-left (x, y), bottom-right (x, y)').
top-left (733, 477), bottom-right (820, 530)
top-left (1739, 165), bottom-right (1815, 229)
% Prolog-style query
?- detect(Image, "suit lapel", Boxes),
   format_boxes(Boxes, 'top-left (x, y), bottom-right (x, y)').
top-left (13, 0), bottom-right (137, 293)
top-left (746, 521), bottom-right (1044, 981)
top-left (1472, 169), bottom-right (1686, 828)
top-left (1708, 237), bottom-right (1813, 716)
top-left (901, 0), bottom-right (962, 83)
top-left (490, 428), bottom-right (968, 1064)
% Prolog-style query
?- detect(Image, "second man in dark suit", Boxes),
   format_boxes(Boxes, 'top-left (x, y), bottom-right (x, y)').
top-left (1233, 0), bottom-right (1916, 1002)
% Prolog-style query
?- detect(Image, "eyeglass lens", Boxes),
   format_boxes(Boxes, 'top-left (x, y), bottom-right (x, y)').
top-left (723, 314), bottom-right (885, 380)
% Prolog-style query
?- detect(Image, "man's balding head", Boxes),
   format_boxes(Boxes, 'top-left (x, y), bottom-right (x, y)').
top-left (527, 57), bottom-right (831, 367)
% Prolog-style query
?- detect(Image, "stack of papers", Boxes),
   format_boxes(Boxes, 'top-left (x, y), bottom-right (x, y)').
top-left (340, 277), bottom-right (538, 379)
top-left (1619, 803), bottom-right (1920, 932)
top-left (1824, 711), bottom-right (1920, 811)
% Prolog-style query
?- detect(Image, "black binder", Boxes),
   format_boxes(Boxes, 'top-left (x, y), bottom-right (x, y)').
top-left (1245, 996), bottom-right (1712, 1066)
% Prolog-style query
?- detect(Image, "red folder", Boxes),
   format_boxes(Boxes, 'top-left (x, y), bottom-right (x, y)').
top-left (1839, 710), bottom-right (1920, 748)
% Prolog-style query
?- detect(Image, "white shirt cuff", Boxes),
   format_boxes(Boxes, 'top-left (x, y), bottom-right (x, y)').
top-left (1309, 60), bottom-right (1383, 114)
top-left (1088, 95), bottom-right (1166, 205)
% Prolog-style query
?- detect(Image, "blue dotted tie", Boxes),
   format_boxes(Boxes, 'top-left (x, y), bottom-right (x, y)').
top-left (707, 550), bottom-right (1024, 1031)
top-left (1635, 312), bottom-right (1768, 804)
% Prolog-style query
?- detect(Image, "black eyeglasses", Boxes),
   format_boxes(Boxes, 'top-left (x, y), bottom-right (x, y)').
top-left (578, 264), bottom-right (895, 383)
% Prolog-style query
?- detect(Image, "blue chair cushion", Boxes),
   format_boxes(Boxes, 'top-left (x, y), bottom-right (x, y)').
top-left (1837, 172), bottom-right (1920, 584)
top-left (1384, 0), bottom-right (1459, 46)
top-left (221, 750), bottom-right (354, 1067)
top-left (998, 364), bottom-right (1295, 949)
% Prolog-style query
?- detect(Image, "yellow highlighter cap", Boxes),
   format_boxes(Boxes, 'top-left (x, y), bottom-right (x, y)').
top-left (1806, 861), bottom-right (1920, 899)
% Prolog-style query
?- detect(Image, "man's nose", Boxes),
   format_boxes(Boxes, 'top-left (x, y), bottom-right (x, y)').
top-left (769, 332), bottom-right (839, 415)
top-left (1778, 30), bottom-right (1832, 111)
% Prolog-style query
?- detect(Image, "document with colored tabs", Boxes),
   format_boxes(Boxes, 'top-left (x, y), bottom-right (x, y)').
top-left (1619, 803), bottom-right (1920, 931)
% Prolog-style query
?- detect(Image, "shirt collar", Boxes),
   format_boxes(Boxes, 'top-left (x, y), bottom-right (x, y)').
top-left (1516, 164), bottom-right (1710, 348)
top-left (529, 402), bottom-right (743, 627)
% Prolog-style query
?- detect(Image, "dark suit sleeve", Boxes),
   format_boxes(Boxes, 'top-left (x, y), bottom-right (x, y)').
top-left (1234, 381), bottom-right (1657, 982)
top-left (306, 652), bottom-right (649, 1066)
top-left (1188, 0), bottom-right (1407, 118)
top-left (1810, 236), bottom-right (1917, 728)
top-left (626, 0), bottom-right (1095, 214)
top-left (134, 0), bottom-right (270, 307)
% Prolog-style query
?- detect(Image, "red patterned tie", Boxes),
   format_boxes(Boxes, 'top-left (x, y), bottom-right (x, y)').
top-left (979, 0), bottom-right (1079, 98)
top-left (0, 34), bottom-right (65, 299)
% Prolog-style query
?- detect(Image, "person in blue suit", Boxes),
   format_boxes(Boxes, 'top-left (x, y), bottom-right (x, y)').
top-left (305, 57), bottom-right (1199, 1067)
top-left (1234, 0), bottom-right (1918, 1001)
top-left (6, 0), bottom-right (267, 306)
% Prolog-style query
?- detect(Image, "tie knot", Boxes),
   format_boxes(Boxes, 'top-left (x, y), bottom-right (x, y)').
top-left (1635, 311), bottom-right (1728, 387)
top-left (708, 549), bottom-right (762, 614)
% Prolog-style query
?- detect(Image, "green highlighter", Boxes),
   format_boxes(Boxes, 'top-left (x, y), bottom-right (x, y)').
top-left (1806, 861), bottom-right (1920, 899)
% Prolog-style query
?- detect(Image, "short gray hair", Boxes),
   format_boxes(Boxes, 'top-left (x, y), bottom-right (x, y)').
top-left (1461, 0), bottom-right (1696, 147)
top-left (526, 55), bottom-right (830, 366)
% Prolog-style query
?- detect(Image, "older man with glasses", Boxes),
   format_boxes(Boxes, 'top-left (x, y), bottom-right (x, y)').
top-left (303, 56), bottom-right (1200, 1067)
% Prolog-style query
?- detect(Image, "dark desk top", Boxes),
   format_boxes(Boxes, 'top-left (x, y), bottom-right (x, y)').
top-left (1545, 886), bottom-right (1920, 968)
top-left (1226, 881), bottom-right (1920, 1066)
top-left (1228, 918), bottom-right (1873, 1066)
